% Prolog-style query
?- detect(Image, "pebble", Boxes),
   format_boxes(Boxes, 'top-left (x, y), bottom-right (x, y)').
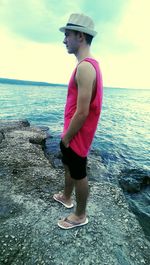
top-left (130, 252), bottom-right (136, 258)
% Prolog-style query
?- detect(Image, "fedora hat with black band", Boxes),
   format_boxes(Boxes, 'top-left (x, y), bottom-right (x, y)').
top-left (59, 13), bottom-right (97, 37)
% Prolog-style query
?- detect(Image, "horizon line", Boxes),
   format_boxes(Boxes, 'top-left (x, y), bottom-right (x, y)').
top-left (0, 77), bottom-right (149, 90)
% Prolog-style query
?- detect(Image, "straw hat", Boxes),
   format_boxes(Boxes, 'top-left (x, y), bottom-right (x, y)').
top-left (59, 13), bottom-right (97, 37)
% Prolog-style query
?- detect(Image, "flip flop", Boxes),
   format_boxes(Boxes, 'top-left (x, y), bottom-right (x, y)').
top-left (58, 217), bottom-right (89, 229)
top-left (53, 194), bottom-right (74, 209)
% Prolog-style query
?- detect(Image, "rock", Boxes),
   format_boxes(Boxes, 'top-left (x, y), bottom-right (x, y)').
top-left (119, 168), bottom-right (150, 192)
top-left (118, 168), bottom-right (150, 243)
top-left (124, 186), bottom-right (150, 242)
top-left (0, 119), bottom-right (150, 265)
top-left (0, 119), bottom-right (30, 132)
top-left (0, 131), bottom-right (5, 143)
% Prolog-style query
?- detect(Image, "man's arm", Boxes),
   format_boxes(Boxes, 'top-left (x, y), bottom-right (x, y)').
top-left (62, 61), bottom-right (96, 147)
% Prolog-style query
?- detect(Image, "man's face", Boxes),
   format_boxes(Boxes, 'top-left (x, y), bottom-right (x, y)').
top-left (63, 30), bottom-right (80, 54)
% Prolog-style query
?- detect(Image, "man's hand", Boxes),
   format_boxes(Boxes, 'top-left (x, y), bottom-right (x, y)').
top-left (62, 135), bottom-right (70, 148)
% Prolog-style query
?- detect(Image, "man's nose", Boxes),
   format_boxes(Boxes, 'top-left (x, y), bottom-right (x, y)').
top-left (63, 37), bottom-right (67, 44)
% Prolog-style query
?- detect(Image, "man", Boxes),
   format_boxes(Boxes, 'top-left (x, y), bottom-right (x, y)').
top-left (53, 13), bottom-right (103, 229)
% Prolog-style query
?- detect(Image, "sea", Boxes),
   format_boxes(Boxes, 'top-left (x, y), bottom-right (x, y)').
top-left (0, 82), bottom-right (150, 240)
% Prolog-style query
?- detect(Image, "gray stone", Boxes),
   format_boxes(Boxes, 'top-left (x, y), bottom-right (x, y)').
top-left (0, 131), bottom-right (5, 143)
top-left (0, 119), bottom-right (150, 265)
top-left (119, 168), bottom-right (150, 192)
top-left (0, 119), bottom-right (30, 132)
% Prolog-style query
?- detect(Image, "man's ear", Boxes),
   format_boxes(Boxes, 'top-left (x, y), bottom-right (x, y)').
top-left (78, 32), bottom-right (85, 42)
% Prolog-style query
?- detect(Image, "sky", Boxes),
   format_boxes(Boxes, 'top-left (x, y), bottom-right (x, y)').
top-left (0, 0), bottom-right (150, 89)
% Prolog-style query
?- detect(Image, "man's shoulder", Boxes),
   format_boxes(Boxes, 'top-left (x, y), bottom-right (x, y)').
top-left (77, 60), bottom-right (96, 76)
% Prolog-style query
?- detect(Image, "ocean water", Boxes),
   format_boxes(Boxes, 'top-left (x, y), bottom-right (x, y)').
top-left (0, 83), bottom-right (149, 170)
top-left (0, 83), bottom-right (150, 239)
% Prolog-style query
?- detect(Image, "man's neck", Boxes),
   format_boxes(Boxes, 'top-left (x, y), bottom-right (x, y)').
top-left (75, 46), bottom-right (92, 62)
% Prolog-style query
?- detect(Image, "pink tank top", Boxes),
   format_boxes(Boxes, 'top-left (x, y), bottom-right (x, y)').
top-left (62, 58), bottom-right (103, 157)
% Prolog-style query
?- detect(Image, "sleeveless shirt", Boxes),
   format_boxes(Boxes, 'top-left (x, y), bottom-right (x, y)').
top-left (62, 58), bottom-right (103, 157)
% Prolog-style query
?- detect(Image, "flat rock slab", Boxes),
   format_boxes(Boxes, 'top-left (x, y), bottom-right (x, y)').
top-left (0, 120), bottom-right (150, 265)
top-left (0, 119), bottom-right (30, 132)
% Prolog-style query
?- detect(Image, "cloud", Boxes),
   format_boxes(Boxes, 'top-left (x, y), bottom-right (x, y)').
top-left (0, 0), bottom-right (83, 42)
top-left (0, 0), bottom-right (150, 88)
top-left (0, 26), bottom-right (76, 83)
top-left (116, 0), bottom-right (150, 49)
top-left (0, 0), bottom-right (56, 42)
top-left (81, 0), bottom-right (129, 23)
top-left (94, 0), bottom-right (150, 55)
top-left (96, 0), bottom-right (150, 89)
top-left (0, 0), bottom-right (130, 43)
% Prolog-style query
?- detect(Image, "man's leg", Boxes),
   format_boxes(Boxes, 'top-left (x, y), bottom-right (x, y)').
top-left (74, 176), bottom-right (89, 218)
top-left (63, 164), bottom-right (75, 202)
top-left (57, 151), bottom-right (89, 228)
top-left (53, 165), bottom-right (74, 207)
top-left (57, 176), bottom-right (89, 228)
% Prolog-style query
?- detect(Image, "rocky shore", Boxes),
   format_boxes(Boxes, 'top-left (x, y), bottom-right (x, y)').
top-left (0, 120), bottom-right (150, 265)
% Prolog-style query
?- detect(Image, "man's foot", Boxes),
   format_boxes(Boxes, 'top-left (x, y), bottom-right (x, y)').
top-left (53, 193), bottom-right (74, 209)
top-left (58, 213), bottom-right (88, 229)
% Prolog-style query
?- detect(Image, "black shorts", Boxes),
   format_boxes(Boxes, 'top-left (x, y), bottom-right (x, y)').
top-left (60, 140), bottom-right (87, 180)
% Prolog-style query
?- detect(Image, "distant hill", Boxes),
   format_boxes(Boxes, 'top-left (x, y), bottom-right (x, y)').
top-left (1, 77), bottom-right (141, 90)
top-left (0, 78), bottom-right (67, 87)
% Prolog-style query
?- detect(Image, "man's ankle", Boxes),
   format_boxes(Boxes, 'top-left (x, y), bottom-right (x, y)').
top-left (75, 212), bottom-right (86, 219)
top-left (63, 194), bottom-right (72, 202)
top-left (63, 192), bottom-right (72, 199)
